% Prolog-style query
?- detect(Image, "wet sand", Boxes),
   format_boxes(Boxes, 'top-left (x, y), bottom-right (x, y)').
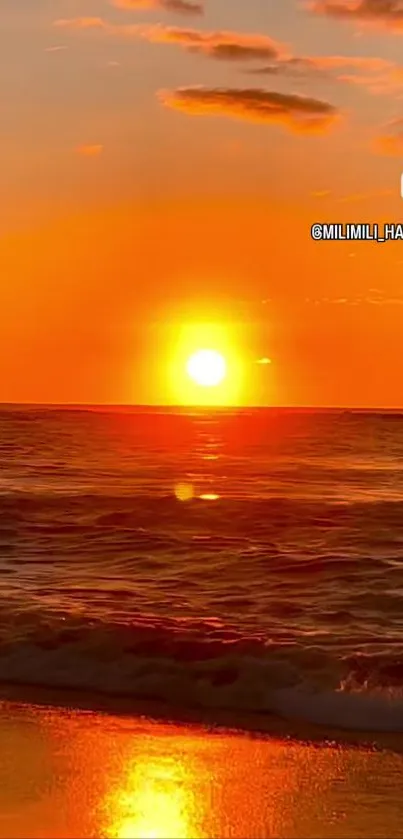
top-left (1, 696), bottom-right (403, 838)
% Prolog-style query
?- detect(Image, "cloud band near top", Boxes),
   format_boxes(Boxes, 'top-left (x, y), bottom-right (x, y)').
top-left (111, 0), bottom-right (203, 14)
top-left (309, 0), bottom-right (403, 31)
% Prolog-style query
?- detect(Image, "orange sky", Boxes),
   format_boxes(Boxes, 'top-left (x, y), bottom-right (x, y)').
top-left (2, 0), bottom-right (403, 406)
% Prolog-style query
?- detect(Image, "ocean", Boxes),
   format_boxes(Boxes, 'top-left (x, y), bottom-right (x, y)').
top-left (2, 405), bottom-right (403, 734)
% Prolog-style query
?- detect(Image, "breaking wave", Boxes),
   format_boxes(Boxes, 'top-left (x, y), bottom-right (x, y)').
top-left (3, 610), bottom-right (403, 733)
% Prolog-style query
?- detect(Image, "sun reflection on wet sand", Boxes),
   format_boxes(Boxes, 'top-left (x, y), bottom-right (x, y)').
top-left (103, 754), bottom-right (200, 839)
top-left (0, 699), bottom-right (403, 838)
top-left (75, 719), bottom-right (325, 839)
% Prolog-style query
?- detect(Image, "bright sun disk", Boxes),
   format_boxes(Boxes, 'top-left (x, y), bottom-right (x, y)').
top-left (186, 349), bottom-right (227, 387)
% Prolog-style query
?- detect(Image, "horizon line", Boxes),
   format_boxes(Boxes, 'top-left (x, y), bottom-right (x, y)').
top-left (1, 402), bottom-right (403, 413)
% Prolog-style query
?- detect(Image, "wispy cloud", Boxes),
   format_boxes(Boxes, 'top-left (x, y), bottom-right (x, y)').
top-left (55, 18), bottom-right (107, 30)
top-left (45, 45), bottom-right (68, 53)
top-left (308, 0), bottom-right (403, 32)
top-left (54, 16), bottom-right (403, 103)
top-left (54, 19), bottom-right (287, 62)
top-left (306, 292), bottom-right (403, 306)
top-left (143, 26), bottom-right (287, 60)
top-left (251, 53), bottom-right (403, 96)
top-left (75, 144), bottom-right (104, 157)
top-left (55, 19), bottom-right (403, 97)
top-left (250, 54), bottom-right (392, 77)
top-left (159, 86), bottom-right (340, 133)
top-left (312, 187), bottom-right (394, 200)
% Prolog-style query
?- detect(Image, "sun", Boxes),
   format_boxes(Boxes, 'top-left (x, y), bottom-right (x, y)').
top-left (186, 349), bottom-right (227, 387)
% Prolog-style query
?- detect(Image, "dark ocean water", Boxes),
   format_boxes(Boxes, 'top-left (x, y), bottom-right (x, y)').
top-left (2, 406), bottom-right (403, 732)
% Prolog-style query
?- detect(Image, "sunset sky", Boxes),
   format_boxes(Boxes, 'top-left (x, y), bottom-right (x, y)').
top-left (2, 0), bottom-right (403, 406)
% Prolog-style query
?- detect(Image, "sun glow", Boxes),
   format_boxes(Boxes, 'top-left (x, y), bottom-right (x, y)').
top-left (167, 318), bottom-right (245, 407)
top-left (186, 349), bottom-right (226, 387)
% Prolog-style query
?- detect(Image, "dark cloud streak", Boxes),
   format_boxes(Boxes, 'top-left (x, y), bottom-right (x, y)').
top-left (112, 0), bottom-right (203, 15)
top-left (309, 0), bottom-right (403, 31)
top-left (159, 86), bottom-right (340, 133)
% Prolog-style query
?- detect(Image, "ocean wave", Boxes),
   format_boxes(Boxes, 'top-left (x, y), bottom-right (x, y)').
top-left (3, 409), bottom-right (403, 735)
top-left (5, 490), bottom-right (403, 528)
top-left (2, 611), bottom-right (403, 733)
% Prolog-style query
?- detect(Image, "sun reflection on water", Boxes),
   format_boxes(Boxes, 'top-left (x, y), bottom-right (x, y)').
top-left (174, 483), bottom-right (221, 503)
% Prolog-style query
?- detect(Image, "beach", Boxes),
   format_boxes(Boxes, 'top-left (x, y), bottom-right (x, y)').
top-left (1, 695), bottom-right (403, 839)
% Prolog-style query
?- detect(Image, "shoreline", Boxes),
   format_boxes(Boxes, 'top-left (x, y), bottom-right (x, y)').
top-left (0, 680), bottom-right (400, 753)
